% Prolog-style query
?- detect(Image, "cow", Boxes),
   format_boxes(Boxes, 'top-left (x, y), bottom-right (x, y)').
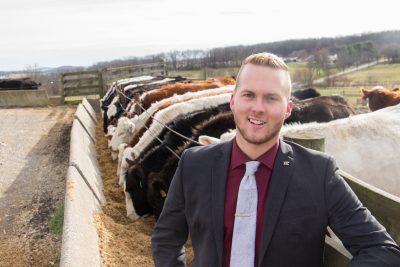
top-left (292, 87), bottom-right (320, 100)
top-left (147, 111), bottom-right (235, 220)
top-left (0, 78), bottom-right (40, 90)
top-left (285, 95), bottom-right (355, 124)
top-left (361, 87), bottom-right (400, 111)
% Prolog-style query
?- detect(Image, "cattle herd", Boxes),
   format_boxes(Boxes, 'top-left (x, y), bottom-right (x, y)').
top-left (100, 75), bottom-right (400, 221)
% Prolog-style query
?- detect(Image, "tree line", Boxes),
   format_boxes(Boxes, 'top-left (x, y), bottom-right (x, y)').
top-left (90, 30), bottom-right (400, 71)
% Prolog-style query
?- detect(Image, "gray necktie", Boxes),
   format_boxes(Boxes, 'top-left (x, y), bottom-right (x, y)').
top-left (230, 161), bottom-right (261, 267)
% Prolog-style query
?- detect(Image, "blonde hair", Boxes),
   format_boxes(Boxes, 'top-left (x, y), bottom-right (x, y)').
top-left (235, 52), bottom-right (292, 96)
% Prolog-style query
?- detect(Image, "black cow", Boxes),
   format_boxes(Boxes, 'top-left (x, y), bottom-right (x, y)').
top-left (292, 88), bottom-right (320, 100)
top-left (0, 78), bottom-right (40, 90)
top-left (285, 95), bottom-right (355, 124)
top-left (147, 111), bottom-right (235, 220)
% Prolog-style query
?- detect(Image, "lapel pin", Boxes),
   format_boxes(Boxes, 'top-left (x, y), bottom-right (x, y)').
top-left (283, 161), bottom-right (290, 166)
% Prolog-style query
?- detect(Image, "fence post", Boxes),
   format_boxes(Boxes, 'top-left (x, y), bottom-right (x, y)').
top-left (163, 61), bottom-right (168, 77)
top-left (98, 70), bottom-right (104, 98)
top-left (60, 73), bottom-right (65, 104)
top-left (202, 68), bottom-right (207, 80)
top-left (283, 135), bottom-right (325, 152)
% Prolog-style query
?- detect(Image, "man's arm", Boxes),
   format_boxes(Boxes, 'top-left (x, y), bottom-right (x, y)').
top-left (151, 151), bottom-right (189, 267)
top-left (325, 157), bottom-right (400, 266)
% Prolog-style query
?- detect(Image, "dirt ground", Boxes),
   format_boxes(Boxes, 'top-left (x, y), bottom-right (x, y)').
top-left (0, 106), bottom-right (75, 267)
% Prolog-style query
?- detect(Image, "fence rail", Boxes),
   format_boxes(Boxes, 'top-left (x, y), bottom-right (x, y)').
top-left (321, 81), bottom-right (400, 88)
top-left (339, 170), bottom-right (400, 245)
top-left (59, 62), bottom-right (166, 103)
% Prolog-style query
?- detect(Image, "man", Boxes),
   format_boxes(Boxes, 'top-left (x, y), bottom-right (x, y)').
top-left (151, 52), bottom-right (400, 266)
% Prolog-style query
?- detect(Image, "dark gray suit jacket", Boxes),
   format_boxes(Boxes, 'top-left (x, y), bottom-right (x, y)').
top-left (152, 139), bottom-right (400, 266)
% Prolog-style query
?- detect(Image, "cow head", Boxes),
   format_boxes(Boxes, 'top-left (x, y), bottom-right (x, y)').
top-left (361, 88), bottom-right (372, 100)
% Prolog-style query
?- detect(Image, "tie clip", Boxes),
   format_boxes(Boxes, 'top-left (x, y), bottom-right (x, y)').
top-left (235, 214), bottom-right (251, 217)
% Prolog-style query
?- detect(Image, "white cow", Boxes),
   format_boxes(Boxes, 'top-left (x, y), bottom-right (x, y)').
top-left (109, 117), bottom-right (136, 160)
top-left (281, 104), bottom-right (400, 197)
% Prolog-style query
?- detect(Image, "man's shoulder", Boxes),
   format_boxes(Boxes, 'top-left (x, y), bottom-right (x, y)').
top-left (282, 139), bottom-right (332, 162)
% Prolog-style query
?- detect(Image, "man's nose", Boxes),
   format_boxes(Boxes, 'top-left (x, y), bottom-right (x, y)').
top-left (251, 98), bottom-right (265, 112)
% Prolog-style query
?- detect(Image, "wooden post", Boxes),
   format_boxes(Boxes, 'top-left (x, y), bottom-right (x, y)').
top-left (98, 70), bottom-right (104, 98)
top-left (283, 135), bottom-right (325, 152)
top-left (60, 73), bottom-right (65, 104)
top-left (202, 68), bottom-right (207, 80)
top-left (163, 61), bottom-right (168, 77)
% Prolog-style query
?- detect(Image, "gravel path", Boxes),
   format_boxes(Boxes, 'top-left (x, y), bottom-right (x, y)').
top-left (0, 106), bottom-right (75, 267)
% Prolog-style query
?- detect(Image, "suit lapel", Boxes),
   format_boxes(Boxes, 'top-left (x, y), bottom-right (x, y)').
top-left (259, 140), bottom-right (295, 265)
top-left (211, 140), bottom-right (232, 267)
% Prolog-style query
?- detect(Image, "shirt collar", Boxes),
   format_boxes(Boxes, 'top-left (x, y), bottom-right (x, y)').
top-left (230, 138), bottom-right (279, 170)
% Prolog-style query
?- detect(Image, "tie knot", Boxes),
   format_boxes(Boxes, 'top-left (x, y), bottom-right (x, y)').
top-left (245, 161), bottom-right (260, 176)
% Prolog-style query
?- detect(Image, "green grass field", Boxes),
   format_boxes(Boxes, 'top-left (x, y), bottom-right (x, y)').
top-left (316, 63), bottom-right (400, 107)
top-left (168, 68), bottom-right (240, 80)
top-left (341, 63), bottom-right (400, 84)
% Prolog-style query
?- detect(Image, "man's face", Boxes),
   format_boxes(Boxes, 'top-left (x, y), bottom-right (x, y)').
top-left (230, 64), bottom-right (292, 147)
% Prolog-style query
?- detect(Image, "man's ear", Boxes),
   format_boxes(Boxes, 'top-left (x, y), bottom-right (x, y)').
top-left (230, 93), bottom-right (235, 111)
top-left (285, 100), bottom-right (293, 119)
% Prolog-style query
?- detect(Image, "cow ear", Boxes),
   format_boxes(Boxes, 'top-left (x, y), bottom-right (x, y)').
top-left (199, 135), bottom-right (220, 145)
top-left (153, 180), bottom-right (168, 198)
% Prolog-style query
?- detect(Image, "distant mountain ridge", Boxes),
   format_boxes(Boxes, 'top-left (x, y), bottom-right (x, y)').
top-left (0, 65), bottom-right (85, 77)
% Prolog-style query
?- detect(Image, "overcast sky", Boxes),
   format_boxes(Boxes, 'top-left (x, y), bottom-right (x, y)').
top-left (0, 0), bottom-right (398, 71)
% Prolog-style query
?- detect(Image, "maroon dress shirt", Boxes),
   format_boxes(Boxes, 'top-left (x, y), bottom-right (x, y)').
top-left (223, 139), bottom-right (279, 267)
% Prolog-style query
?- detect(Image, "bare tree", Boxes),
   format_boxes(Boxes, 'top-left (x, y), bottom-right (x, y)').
top-left (25, 63), bottom-right (40, 81)
top-left (292, 64), bottom-right (316, 87)
top-left (313, 48), bottom-right (330, 76)
top-left (167, 50), bottom-right (180, 70)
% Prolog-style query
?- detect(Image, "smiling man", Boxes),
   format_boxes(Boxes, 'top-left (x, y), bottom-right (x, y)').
top-left (151, 52), bottom-right (400, 267)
